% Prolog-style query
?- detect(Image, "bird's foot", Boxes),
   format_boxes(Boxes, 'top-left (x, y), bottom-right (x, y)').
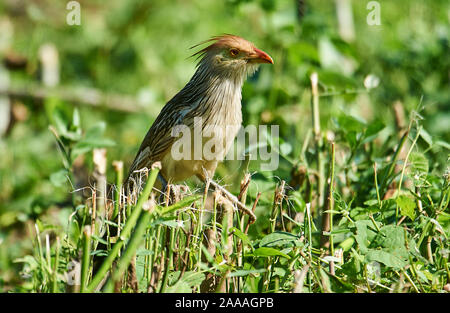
top-left (208, 180), bottom-right (256, 223)
top-left (160, 183), bottom-right (191, 206)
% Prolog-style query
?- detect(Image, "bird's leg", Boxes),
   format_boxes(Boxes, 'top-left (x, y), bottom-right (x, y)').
top-left (158, 172), bottom-right (168, 193)
top-left (157, 173), bottom-right (170, 205)
top-left (157, 173), bottom-right (190, 205)
top-left (207, 180), bottom-right (256, 224)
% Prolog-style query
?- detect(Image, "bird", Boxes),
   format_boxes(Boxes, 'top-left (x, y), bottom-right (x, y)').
top-left (98, 35), bottom-right (273, 292)
top-left (125, 34), bottom-right (273, 198)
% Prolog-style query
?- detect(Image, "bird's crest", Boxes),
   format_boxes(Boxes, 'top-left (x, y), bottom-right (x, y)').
top-left (189, 34), bottom-right (255, 62)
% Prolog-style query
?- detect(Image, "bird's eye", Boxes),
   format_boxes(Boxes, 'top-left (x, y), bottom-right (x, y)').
top-left (229, 48), bottom-right (239, 57)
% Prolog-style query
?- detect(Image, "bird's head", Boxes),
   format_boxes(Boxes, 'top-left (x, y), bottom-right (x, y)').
top-left (192, 34), bottom-right (273, 79)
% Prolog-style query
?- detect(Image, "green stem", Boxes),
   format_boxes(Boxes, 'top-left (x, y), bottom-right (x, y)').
top-left (34, 224), bottom-right (46, 287)
top-left (368, 214), bottom-right (381, 232)
top-left (328, 143), bottom-right (336, 256)
top-left (80, 227), bottom-right (92, 293)
top-left (395, 126), bottom-right (421, 223)
top-left (149, 224), bottom-right (162, 284)
top-left (144, 228), bottom-right (151, 284)
top-left (112, 161), bottom-right (124, 221)
top-left (305, 203), bottom-right (313, 292)
top-left (373, 163), bottom-right (382, 210)
top-left (104, 207), bottom-right (154, 292)
top-left (400, 268), bottom-right (420, 293)
top-left (270, 186), bottom-right (280, 233)
top-left (380, 130), bottom-right (409, 197)
top-left (159, 223), bottom-right (176, 293)
top-left (157, 195), bottom-right (202, 215)
top-left (86, 165), bottom-right (160, 292)
top-left (52, 237), bottom-right (60, 293)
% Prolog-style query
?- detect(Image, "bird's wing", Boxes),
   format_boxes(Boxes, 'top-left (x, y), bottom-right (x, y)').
top-left (127, 97), bottom-right (199, 176)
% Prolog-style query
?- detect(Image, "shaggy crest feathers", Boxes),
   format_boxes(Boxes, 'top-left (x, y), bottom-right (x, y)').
top-left (191, 34), bottom-right (257, 62)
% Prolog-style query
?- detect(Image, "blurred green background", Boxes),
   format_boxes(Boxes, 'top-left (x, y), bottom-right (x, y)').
top-left (0, 0), bottom-right (448, 290)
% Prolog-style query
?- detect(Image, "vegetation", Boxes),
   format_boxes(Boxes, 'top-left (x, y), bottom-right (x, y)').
top-left (0, 0), bottom-right (448, 293)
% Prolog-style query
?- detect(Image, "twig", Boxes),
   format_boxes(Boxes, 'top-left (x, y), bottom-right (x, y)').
top-left (270, 181), bottom-right (285, 232)
top-left (112, 161), bottom-right (124, 221)
top-left (400, 269), bottom-right (420, 293)
top-left (310, 72), bottom-right (325, 215)
top-left (1, 83), bottom-right (142, 113)
top-left (325, 143), bottom-right (336, 253)
top-left (373, 163), bottom-right (382, 209)
top-left (292, 264), bottom-right (310, 293)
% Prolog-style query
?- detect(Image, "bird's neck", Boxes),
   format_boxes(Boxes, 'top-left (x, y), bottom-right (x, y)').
top-left (187, 61), bottom-right (247, 126)
top-left (192, 58), bottom-right (247, 92)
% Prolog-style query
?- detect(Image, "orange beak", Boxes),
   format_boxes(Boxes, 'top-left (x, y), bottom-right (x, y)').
top-left (250, 47), bottom-right (274, 64)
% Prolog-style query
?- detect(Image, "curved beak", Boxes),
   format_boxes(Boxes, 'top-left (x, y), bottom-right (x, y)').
top-left (249, 47), bottom-right (274, 64)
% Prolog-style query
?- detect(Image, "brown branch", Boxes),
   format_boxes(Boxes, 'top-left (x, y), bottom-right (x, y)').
top-left (1, 83), bottom-right (142, 113)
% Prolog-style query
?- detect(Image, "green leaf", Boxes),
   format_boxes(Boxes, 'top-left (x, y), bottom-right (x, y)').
top-left (136, 249), bottom-right (153, 256)
top-left (167, 271), bottom-right (205, 292)
top-left (366, 225), bottom-right (409, 268)
top-left (228, 268), bottom-right (267, 277)
top-left (84, 122), bottom-right (106, 139)
top-left (435, 140), bottom-right (450, 150)
top-left (362, 120), bottom-right (385, 143)
top-left (338, 237), bottom-right (355, 252)
top-left (52, 109), bottom-right (68, 137)
top-left (49, 169), bottom-right (68, 187)
top-left (91, 235), bottom-right (108, 245)
top-left (151, 217), bottom-right (179, 228)
top-left (419, 128), bottom-right (433, 146)
top-left (372, 225), bottom-right (407, 250)
top-left (437, 212), bottom-right (450, 235)
top-left (364, 199), bottom-right (379, 207)
top-left (165, 281), bottom-right (191, 293)
top-left (323, 228), bottom-right (351, 235)
top-left (74, 138), bottom-right (116, 150)
top-left (288, 42), bottom-right (319, 63)
top-left (229, 227), bottom-right (253, 250)
top-left (344, 132), bottom-right (359, 149)
top-left (272, 267), bottom-right (287, 278)
top-left (252, 247), bottom-right (291, 259)
top-left (409, 152), bottom-right (429, 176)
top-left (71, 122), bottom-right (116, 159)
top-left (396, 195), bottom-right (416, 220)
top-left (365, 250), bottom-right (407, 269)
top-left (354, 220), bottom-right (378, 253)
top-left (319, 268), bottom-right (332, 292)
top-left (52, 108), bottom-right (82, 141)
top-left (72, 108), bottom-right (81, 129)
top-left (103, 220), bottom-right (119, 227)
top-left (158, 195), bottom-right (202, 215)
top-left (259, 231), bottom-right (303, 248)
top-left (337, 114), bottom-right (366, 133)
top-left (179, 271), bottom-right (206, 286)
top-left (13, 255), bottom-right (39, 271)
top-left (91, 250), bottom-right (108, 257)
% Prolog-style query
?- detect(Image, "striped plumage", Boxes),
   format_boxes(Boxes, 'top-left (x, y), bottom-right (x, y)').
top-left (127, 34), bottom-right (273, 190)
